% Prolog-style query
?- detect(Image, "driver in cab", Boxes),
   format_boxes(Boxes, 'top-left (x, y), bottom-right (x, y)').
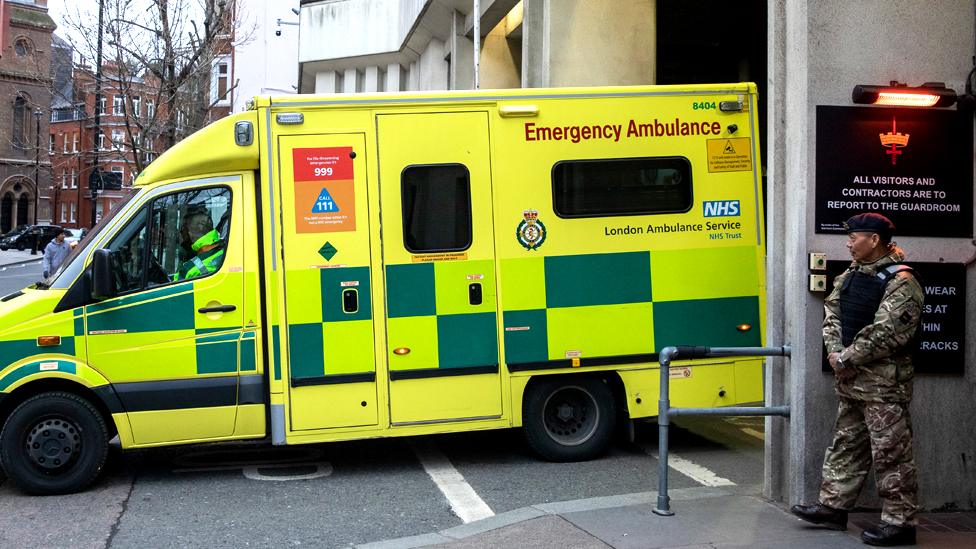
top-left (173, 206), bottom-right (224, 281)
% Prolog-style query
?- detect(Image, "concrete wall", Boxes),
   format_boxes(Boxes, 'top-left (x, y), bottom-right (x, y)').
top-left (545, 0), bottom-right (655, 87)
top-left (478, 13), bottom-right (521, 89)
top-left (298, 0), bottom-right (425, 63)
top-left (768, 0), bottom-right (976, 510)
top-left (233, 0), bottom-right (299, 110)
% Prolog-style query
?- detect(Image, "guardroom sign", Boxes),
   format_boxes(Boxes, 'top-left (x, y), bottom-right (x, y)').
top-left (815, 106), bottom-right (973, 237)
top-left (293, 147), bottom-right (357, 233)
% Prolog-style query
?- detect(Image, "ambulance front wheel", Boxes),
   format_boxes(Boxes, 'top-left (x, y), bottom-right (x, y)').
top-left (523, 377), bottom-right (616, 462)
top-left (0, 391), bottom-right (109, 495)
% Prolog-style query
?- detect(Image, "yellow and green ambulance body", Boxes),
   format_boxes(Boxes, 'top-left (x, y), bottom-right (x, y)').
top-left (0, 83), bottom-right (765, 494)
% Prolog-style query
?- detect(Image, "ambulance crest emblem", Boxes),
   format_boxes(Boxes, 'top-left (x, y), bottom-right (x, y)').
top-left (516, 210), bottom-right (547, 251)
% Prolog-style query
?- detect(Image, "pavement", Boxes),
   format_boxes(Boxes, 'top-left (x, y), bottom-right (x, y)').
top-left (357, 486), bottom-right (976, 549)
top-left (0, 248), bottom-right (42, 268)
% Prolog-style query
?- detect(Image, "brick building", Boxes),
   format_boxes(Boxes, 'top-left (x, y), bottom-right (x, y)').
top-left (0, 0), bottom-right (55, 234)
top-left (47, 0), bottom-right (238, 229)
top-left (49, 62), bottom-right (157, 228)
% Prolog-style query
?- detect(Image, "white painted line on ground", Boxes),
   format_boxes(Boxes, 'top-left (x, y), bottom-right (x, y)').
top-left (411, 440), bottom-right (495, 524)
top-left (741, 427), bottom-right (765, 441)
top-left (641, 444), bottom-right (736, 487)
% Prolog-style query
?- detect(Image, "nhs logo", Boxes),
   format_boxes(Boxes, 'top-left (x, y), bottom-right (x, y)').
top-left (703, 200), bottom-right (740, 217)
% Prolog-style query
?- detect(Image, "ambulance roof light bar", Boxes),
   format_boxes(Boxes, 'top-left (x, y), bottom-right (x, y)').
top-left (852, 81), bottom-right (957, 108)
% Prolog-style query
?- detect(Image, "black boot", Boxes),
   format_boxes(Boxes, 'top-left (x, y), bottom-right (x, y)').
top-left (790, 503), bottom-right (848, 530)
top-left (860, 523), bottom-right (917, 546)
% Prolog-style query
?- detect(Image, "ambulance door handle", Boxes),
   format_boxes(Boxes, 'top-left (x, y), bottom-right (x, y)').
top-left (198, 304), bottom-right (237, 314)
top-left (468, 283), bottom-right (482, 306)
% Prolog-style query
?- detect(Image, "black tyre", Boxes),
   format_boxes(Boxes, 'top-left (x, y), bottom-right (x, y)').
top-left (523, 376), bottom-right (616, 462)
top-left (0, 392), bottom-right (109, 495)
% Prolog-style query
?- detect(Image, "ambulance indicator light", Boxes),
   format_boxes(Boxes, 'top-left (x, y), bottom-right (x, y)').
top-left (852, 82), bottom-right (957, 108)
top-left (736, 324), bottom-right (752, 332)
top-left (393, 347), bottom-right (411, 355)
top-left (276, 112), bottom-right (305, 125)
top-left (37, 336), bottom-right (61, 346)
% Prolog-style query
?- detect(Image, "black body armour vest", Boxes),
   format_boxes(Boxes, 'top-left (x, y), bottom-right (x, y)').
top-left (838, 264), bottom-right (915, 347)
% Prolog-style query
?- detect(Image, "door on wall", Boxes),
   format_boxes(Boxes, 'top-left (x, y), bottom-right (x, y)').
top-left (376, 112), bottom-right (503, 425)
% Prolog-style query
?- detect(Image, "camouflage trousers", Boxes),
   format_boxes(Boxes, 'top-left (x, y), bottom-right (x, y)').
top-left (819, 397), bottom-right (918, 526)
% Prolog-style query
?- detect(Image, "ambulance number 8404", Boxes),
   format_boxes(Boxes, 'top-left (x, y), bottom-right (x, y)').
top-left (693, 101), bottom-right (717, 110)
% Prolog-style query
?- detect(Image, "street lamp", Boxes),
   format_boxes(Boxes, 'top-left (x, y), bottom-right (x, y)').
top-left (33, 108), bottom-right (42, 224)
top-left (31, 108), bottom-right (42, 255)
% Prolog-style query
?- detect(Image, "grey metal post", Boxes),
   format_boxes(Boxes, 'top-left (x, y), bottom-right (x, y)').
top-left (653, 346), bottom-right (678, 516)
top-left (653, 345), bottom-right (791, 516)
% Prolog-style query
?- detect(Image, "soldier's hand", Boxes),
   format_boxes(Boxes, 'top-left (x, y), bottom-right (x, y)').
top-left (828, 352), bottom-right (856, 380)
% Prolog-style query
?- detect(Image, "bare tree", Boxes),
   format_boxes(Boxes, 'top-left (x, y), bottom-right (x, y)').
top-left (58, 0), bottom-right (252, 172)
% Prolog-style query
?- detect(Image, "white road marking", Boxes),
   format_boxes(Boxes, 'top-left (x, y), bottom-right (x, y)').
top-left (411, 440), bottom-right (495, 524)
top-left (741, 427), bottom-right (765, 441)
top-left (641, 444), bottom-right (736, 487)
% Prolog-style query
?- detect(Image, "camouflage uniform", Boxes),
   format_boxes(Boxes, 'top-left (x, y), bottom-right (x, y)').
top-left (820, 246), bottom-right (923, 527)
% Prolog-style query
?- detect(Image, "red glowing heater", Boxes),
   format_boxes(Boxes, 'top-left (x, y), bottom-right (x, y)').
top-left (851, 82), bottom-right (958, 108)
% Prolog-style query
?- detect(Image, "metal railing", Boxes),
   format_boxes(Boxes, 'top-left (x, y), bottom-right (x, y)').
top-left (652, 345), bottom-right (791, 516)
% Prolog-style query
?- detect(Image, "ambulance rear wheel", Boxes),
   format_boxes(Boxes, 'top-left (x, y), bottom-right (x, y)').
top-left (523, 377), bottom-right (616, 462)
top-left (0, 392), bottom-right (109, 495)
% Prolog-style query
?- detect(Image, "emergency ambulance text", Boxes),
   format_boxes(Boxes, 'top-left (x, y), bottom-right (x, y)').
top-left (524, 118), bottom-right (723, 144)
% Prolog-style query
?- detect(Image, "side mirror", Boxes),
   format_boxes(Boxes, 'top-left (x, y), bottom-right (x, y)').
top-left (91, 249), bottom-right (116, 300)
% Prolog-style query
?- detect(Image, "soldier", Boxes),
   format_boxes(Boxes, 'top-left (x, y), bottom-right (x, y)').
top-left (792, 213), bottom-right (923, 547)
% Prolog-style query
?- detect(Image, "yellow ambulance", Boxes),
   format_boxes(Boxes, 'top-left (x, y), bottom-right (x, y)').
top-left (0, 83), bottom-right (765, 494)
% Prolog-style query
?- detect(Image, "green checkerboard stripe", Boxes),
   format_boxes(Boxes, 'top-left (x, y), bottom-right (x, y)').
top-left (544, 252), bottom-right (651, 308)
top-left (321, 266), bottom-right (372, 322)
top-left (652, 296), bottom-right (761, 351)
top-left (87, 291), bottom-right (195, 334)
top-left (437, 313), bottom-right (498, 368)
top-left (386, 263), bottom-right (435, 318)
top-left (499, 249), bottom-right (761, 365)
top-left (0, 338), bottom-right (76, 368)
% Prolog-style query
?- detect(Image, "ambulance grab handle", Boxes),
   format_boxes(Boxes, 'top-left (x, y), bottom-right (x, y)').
top-left (198, 305), bottom-right (236, 314)
top-left (468, 283), bottom-right (482, 306)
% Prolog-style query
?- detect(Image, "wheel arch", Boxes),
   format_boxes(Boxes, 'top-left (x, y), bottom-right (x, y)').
top-left (514, 370), bottom-right (627, 426)
top-left (0, 364), bottom-right (122, 440)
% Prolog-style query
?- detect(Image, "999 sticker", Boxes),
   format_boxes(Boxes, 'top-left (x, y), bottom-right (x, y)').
top-left (293, 147), bottom-right (356, 233)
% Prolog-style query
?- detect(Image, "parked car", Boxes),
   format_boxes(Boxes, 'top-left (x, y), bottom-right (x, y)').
top-left (64, 228), bottom-right (87, 247)
top-left (0, 224), bottom-right (64, 251)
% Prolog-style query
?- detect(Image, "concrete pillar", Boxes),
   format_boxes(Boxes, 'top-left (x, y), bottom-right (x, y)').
top-left (521, 0), bottom-right (549, 88)
top-left (385, 63), bottom-right (405, 92)
top-left (343, 68), bottom-right (362, 93)
top-left (547, 0), bottom-right (655, 87)
top-left (407, 61), bottom-right (419, 91)
top-left (416, 39), bottom-right (448, 91)
top-left (763, 0), bottom-right (789, 504)
top-left (314, 71), bottom-right (340, 94)
top-left (364, 66), bottom-right (380, 92)
top-left (451, 10), bottom-right (475, 90)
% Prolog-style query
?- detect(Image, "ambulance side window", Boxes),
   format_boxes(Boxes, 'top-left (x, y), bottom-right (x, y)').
top-left (147, 187), bottom-right (231, 286)
top-left (104, 207), bottom-right (148, 294)
top-left (401, 164), bottom-right (472, 252)
top-left (552, 157), bottom-right (692, 218)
